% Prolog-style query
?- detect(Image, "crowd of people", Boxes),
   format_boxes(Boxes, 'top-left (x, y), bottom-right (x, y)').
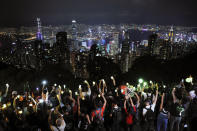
top-left (0, 76), bottom-right (197, 131)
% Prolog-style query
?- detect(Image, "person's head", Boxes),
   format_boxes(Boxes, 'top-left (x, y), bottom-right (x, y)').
top-left (56, 118), bottom-right (63, 127)
top-left (98, 100), bottom-right (103, 108)
top-left (145, 99), bottom-right (151, 106)
top-left (112, 100), bottom-right (118, 108)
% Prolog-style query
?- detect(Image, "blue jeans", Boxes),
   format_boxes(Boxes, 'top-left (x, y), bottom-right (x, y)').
top-left (157, 113), bottom-right (168, 131)
top-left (170, 116), bottom-right (181, 131)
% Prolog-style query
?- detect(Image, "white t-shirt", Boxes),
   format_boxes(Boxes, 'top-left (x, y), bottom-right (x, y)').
top-left (51, 119), bottom-right (66, 131)
top-left (143, 103), bottom-right (156, 116)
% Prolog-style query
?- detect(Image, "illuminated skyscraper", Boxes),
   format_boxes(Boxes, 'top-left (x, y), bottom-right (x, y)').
top-left (72, 20), bottom-right (78, 50)
top-left (169, 26), bottom-right (174, 43)
top-left (110, 33), bottom-right (119, 55)
top-left (36, 18), bottom-right (43, 41)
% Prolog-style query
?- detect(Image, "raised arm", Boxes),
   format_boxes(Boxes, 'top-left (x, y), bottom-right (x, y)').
top-left (101, 93), bottom-right (107, 108)
top-left (84, 80), bottom-right (91, 96)
top-left (153, 88), bottom-right (158, 105)
top-left (3, 84), bottom-right (9, 97)
top-left (160, 93), bottom-right (165, 111)
top-left (111, 76), bottom-right (116, 86)
top-left (134, 92), bottom-right (140, 107)
top-left (124, 99), bottom-right (127, 109)
top-left (84, 80), bottom-right (90, 88)
top-left (56, 87), bottom-right (62, 106)
top-left (99, 80), bottom-right (102, 90)
top-left (102, 80), bottom-right (107, 94)
top-left (69, 94), bottom-right (76, 107)
top-left (115, 88), bottom-right (119, 97)
top-left (129, 96), bottom-right (135, 107)
top-left (28, 95), bottom-right (37, 105)
top-left (13, 96), bottom-right (18, 109)
top-left (172, 88), bottom-right (176, 103)
top-left (77, 96), bottom-right (81, 115)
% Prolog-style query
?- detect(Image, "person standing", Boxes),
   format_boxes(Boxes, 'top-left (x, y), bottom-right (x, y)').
top-left (157, 93), bottom-right (169, 131)
top-left (170, 88), bottom-right (184, 131)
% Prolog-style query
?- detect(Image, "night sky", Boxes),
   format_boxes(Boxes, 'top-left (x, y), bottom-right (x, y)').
top-left (0, 0), bottom-right (196, 27)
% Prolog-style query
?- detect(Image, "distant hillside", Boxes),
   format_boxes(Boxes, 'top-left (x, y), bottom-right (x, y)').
top-left (123, 50), bottom-right (197, 84)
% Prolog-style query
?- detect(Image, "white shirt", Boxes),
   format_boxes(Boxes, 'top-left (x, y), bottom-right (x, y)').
top-left (143, 103), bottom-right (156, 116)
top-left (51, 119), bottom-right (66, 131)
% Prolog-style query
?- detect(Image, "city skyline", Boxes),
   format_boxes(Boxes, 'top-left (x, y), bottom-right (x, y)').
top-left (1, 0), bottom-right (197, 27)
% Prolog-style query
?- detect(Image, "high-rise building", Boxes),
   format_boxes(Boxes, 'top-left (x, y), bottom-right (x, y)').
top-left (34, 40), bottom-right (43, 69)
top-left (121, 32), bottom-right (130, 54)
top-left (159, 40), bottom-right (171, 60)
top-left (148, 34), bottom-right (158, 55)
top-left (72, 20), bottom-right (78, 50)
top-left (121, 31), bottom-right (130, 73)
top-left (36, 18), bottom-right (43, 41)
top-left (74, 52), bottom-right (89, 78)
top-left (110, 32), bottom-right (119, 56)
top-left (56, 32), bottom-right (70, 64)
top-left (169, 26), bottom-right (174, 43)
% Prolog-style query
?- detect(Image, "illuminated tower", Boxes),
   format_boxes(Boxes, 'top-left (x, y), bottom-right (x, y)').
top-left (169, 26), bottom-right (174, 43)
top-left (72, 20), bottom-right (78, 50)
top-left (110, 33), bottom-right (119, 55)
top-left (36, 18), bottom-right (43, 41)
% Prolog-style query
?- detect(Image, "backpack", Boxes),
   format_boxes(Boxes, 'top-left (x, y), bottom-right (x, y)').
top-left (55, 126), bottom-right (61, 131)
top-left (144, 106), bottom-right (155, 121)
top-left (112, 107), bottom-right (122, 122)
top-left (93, 108), bottom-right (104, 127)
top-left (78, 117), bottom-right (89, 130)
top-left (64, 116), bottom-right (74, 130)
